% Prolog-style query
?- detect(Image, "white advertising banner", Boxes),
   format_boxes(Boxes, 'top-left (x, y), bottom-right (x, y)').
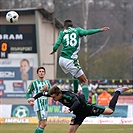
top-left (0, 105), bottom-right (12, 117)
top-left (0, 117), bottom-right (133, 124)
top-left (82, 118), bottom-right (133, 124)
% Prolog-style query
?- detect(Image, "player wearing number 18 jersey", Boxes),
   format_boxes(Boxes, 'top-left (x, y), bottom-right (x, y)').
top-left (50, 19), bottom-right (110, 101)
top-left (26, 67), bottom-right (51, 133)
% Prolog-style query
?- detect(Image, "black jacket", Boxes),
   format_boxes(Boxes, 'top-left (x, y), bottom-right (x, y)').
top-left (33, 90), bottom-right (89, 112)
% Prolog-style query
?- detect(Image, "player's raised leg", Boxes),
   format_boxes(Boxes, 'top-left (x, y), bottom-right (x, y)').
top-left (103, 87), bottom-right (129, 114)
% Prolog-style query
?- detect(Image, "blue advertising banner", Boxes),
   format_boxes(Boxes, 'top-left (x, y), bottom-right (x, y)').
top-left (11, 104), bottom-right (72, 117)
top-left (0, 67), bottom-right (33, 80)
top-left (10, 104), bottom-right (130, 118)
top-left (99, 105), bottom-right (128, 118)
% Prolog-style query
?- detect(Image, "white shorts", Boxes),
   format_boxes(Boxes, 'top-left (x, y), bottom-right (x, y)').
top-left (59, 56), bottom-right (84, 78)
top-left (36, 110), bottom-right (48, 120)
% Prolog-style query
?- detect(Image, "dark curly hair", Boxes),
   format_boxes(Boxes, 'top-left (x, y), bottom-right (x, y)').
top-left (36, 67), bottom-right (46, 74)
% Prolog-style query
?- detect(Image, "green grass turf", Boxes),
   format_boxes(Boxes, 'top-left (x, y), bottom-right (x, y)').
top-left (1, 124), bottom-right (133, 133)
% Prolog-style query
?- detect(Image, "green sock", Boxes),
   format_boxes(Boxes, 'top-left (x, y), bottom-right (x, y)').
top-left (34, 128), bottom-right (44, 133)
top-left (38, 127), bottom-right (44, 133)
top-left (82, 84), bottom-right (89, 101)
top-left (72, 76), bottom-right (79, 93)
top-left (34, 128), bottom-right (38, 133)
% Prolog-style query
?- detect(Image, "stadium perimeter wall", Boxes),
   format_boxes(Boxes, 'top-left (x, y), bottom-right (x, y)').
top-left (0, 104), bottom-right (133, 124)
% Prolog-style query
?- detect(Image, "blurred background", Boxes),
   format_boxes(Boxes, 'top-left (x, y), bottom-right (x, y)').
top-left (0, 0), bottom-right (133, 125)
top-left (0, 0), bottom-right (132, 79)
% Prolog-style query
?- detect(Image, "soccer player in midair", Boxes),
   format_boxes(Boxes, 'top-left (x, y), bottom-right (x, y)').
top-left (28, 85), bottom-right (129, 133)
top-left (26, 67), bottom-right (51, 133)
top-left (50, 19), bottom-right (110, 101)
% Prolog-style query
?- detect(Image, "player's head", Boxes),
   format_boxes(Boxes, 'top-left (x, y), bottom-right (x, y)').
top-left (49, 85), bottom-right (62, 101)
top-left (37, 67), bottom-right (46, 74)
top-left (92, 89), bottom-right (96, 94)
top-left (64, 19), bottom-right (73, 28)
top-left (37, 67), bottom-right (46, 79)
top-left (20, 59), bottom-right (30, 74)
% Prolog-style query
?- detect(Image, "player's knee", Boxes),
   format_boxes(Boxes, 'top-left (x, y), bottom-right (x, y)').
top-left (40, 124), bottom-right (47, 128)
top-left (103, 108), bottom-right (114, 115)
top-left (78, 74), bottom-right (88, 84)
top-left (108, 110), bottom-right (114, 115)
top-left (79, 77), bottom-right (88, 84)
top-left (40, 122), bottom-right (47, 128)
top-left (82, 79), bottom-right (88, 84)
top-left (108, 109), bottom-right (114, 115)
top-left (108, 108), bottom-right (114, 114)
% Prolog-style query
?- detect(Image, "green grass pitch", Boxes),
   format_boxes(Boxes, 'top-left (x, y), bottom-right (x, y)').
top-left (1, 123), bottom-right (133, 133)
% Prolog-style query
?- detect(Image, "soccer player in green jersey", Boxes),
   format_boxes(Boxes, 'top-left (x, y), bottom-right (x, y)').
top-left (50, 19), bottom-right (110, 101)
top-left (28, 85), bottom-right (129, 133)
top-left (26, 67), bottom-right (51, 133)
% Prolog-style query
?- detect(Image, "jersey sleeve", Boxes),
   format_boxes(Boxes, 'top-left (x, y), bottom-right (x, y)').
top-left (47, 80), bottom-right (51, 90)
top-left (33, 91), bottom-right (51, 99)
top-left (26, 82), bottom-right (34, 99)
top-left (77, 27), bottom-right (101, 37)
top-left (53, 31), bottom-right (63, 52)
top-left (69, 93), bottom-right (80, 112)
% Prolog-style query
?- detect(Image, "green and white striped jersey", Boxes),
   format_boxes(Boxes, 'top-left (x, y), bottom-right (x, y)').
top-left (53, 27), bottom-right (101, 60)
top-left (26, 79), bottom-right (51, 111)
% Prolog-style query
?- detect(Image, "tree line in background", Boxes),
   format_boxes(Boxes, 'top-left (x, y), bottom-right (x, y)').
top-left (0, 0), bottom-right (132, 80)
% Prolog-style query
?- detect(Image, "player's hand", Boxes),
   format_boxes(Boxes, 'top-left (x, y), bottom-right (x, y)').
top-left (27, 98), bottom-right (35, 106)
top-left (64, 109), bottom-right (70, 114)
top-left (100, 27), bottom-right (110, 32)
top-left (29, 101), bottom-right (34, 106)
top-left (50, 51), bottom-right (55, 55)
top-left (40, 85), bottom-right (48, 91)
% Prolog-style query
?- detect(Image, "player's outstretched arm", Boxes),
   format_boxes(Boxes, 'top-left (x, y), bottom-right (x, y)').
top-left (100, 27), bottom-right (110, 32)
top-left (50, 51), bottom-right (55, 55)
top-left (27, 98), bottom-right (35, 106)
